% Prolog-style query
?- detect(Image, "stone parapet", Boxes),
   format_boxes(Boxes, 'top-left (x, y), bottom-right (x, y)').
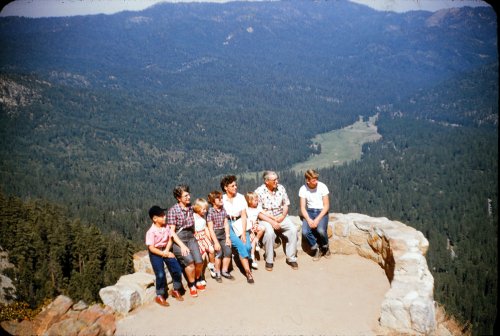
top-left (330, 213), bottom-right (436, 335)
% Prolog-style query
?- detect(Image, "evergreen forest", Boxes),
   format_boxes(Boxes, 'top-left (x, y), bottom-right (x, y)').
top-left (0, 1), bottom-right (497, 334)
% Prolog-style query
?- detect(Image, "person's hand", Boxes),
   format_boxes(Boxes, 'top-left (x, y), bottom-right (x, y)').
top-left (271, 220), bottom-right (281, 231)
top-left (181, 245), bottom-right (190, 256)
top-left (166, 251), bottom-right (175, 258)
top-left (241, 234), bottom-right (247, 244)
top-left (225, 239), bottom-right (232, 247)
top-left (309, 218), bottom-right (318, 229)
top-left (214, 242), bottom-right (221, 252)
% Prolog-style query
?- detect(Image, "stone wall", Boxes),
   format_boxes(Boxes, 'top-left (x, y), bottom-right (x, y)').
top-left (330, 213), bottom-right (436, 335)
top-left (99, 213), bottom-right (437, 335)
top-left (100, 213), bottom-right (437, 335)
top-left (0, 213), bottom-right (440, 335)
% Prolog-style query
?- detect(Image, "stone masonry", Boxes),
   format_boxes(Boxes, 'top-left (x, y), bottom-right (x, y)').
top-left (100, 213), bottom-right (437, 335)
top-left (330, 213), bottom-right (436, 335)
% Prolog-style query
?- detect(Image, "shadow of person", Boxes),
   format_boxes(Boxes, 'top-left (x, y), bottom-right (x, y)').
top-left (300, 230), bottom-right (322, 256)
top-left (230, 246), bottom-right (246, 275)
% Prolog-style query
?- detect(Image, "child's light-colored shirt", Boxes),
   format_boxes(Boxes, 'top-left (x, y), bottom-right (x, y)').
top-left (194, 213), bottom-right (207, 232)
top-left (246, 204), bottom-right (263, 229)
top-left (145, 224), bottom-right (171, 249)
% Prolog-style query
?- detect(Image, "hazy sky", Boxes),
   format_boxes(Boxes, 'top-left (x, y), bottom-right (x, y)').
top-left (0, 0), bottom-right (492, 18)
top-left (351, 0), bottom-right (490, 12)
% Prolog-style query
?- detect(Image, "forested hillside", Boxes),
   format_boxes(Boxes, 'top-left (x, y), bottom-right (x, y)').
top-left (0, 1), bottom-right (497, 334)
top-left (0, 193), bottom-right (136, 308)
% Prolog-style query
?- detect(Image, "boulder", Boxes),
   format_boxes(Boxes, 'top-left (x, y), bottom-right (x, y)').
top-left (99, 283), bottom-right (142, 315)
top-left (32, 295), bottom-right (73, 335)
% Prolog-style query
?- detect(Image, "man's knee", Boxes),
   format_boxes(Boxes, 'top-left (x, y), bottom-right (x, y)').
top-left (286, 225), bottom-right (298, 236)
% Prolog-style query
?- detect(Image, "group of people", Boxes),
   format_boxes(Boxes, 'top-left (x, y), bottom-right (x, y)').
top-left (145, 169), bottom-right (331, 307)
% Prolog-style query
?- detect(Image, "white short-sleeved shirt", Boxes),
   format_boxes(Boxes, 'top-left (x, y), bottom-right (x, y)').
top-left (222, 193), bottom-right (247, 218)
top-left (194, 213), bottom-right (207, 232)
top-left (246, 204), bottom-right (263, 228)
top-left (298, 181), bottom-right (329, 210)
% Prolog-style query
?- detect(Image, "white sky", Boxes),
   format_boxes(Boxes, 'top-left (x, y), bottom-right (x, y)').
top-left (0, 0), bottom-right (492, 18)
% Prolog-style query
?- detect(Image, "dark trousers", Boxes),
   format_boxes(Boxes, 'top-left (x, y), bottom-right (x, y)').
top-left (148, 251), bottom-right (183, 296)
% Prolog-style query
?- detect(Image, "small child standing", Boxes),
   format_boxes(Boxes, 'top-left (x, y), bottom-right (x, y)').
top-left (145, 205), bottom-right (185, 306)
top-left (192, 198), bottom-right (216, 285)
top-left (206, 190), bottom-right (234, 282)
top-left (245, 191), bottom-right (266, 270)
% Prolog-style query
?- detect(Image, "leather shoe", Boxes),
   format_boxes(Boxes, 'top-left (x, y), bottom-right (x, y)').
top-left (286, 260), bottom-right (298, 270)
top-left (169, 289), bottom-right (184, 302)
top-left (265, 262), bottom-right (273, 271)
top-left (155, 295), bottom-right (170, 307)
top-left (246, 272), bottom-right (255, 284)
top-left (221, 271), bottom-right (235, 280)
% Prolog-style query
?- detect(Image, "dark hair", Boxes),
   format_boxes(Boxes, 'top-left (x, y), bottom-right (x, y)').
top-left (173, 184), bottom-right (190, 199)
top-left (207, 190), bottom-right (222, 205)
top-left (148, 205), bottom-right (166, 220)
top-left (220, 175), bottom-right (237, 192)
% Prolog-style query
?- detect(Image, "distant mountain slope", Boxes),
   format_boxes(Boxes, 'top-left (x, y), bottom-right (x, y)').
top-left (0, 1), bottom-right (496, 102)
top-left (392, 62), bottom-right (498, 127)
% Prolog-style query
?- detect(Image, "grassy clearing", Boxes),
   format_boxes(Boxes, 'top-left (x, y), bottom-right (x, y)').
top-left (239, 114), bottom-right (381, 180)
top-left (290, 114), bottom-right (381, 173)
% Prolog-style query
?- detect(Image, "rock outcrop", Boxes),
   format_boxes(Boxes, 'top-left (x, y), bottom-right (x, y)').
top-left (0, 295), bottom-right (116, 336)
top-left (0, 249), bottom-right (16, 304)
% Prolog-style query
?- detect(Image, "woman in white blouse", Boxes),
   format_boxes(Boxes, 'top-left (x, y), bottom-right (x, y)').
top-left (220, 175), bottom-right (254, 284)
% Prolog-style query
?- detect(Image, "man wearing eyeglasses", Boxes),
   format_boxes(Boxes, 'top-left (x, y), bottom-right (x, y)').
top-left (255, 170), bottom-right (299, 270)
